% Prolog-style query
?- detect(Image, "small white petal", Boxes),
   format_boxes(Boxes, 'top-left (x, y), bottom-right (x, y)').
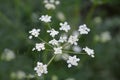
top-left (34, 62), bottom-right (48, 76)
top-left (83, 46), bottom-right (95, 58)
top-left (39, 15), bottom-right (51, 23)
top-left (78, 24), bottom-right (90, 34)
top-left (59, 22), bottom-right (71, 32)
top-left (67, 55), bottom-right (80, 68)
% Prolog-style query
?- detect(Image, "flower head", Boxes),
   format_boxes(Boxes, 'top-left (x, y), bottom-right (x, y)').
top-left (1, 49), bottom-right (15, 61)
top-left (29, 29), bottom-right (40, 39)
top-left (72, 45), bottom-right (81, 53)
top-left (54, 47), bottom-right (62, 54)
top-left (59, 22), bottom-right (71, 32)
top-left (68, 35), bottom-right (79, 45)
top-left (39, 15), bottom-right (51, 23)
top-left (44, 0), bottom-right (60, 10)
top-left (34, 62), bottom-right (48, 76)
top-left (58, 35), bottom-right (67, 43)
top-left (47, 29), bottom-right (59, 37)
top-left (83, 46), bottom-right (95, 58)
top-left (67, 55), bottom-right (80, 68)
top-left (32, 43), bottom-right (45, 51)
top-left (49, 39), bottom-right (59, 46)
top-left (78, 24), bottom-right (90, 34)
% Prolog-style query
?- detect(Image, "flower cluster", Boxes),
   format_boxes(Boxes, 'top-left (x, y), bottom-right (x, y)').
top-left (32, 43), bottom-right (45, 51)
top-left (29, 29), bottom-right (40, 39)
top-left (83, 46), bottom-right (95, 58)
top-left (39, 15), bottom-right (51, 23)
top-left (28, 14), bottom-right (95, 76)
top-left (28, 1), bottom-right (95, 77)
top-left (67, 55), bottom-right (80, 68)
top-left (34, 62), bottom-right (48, 76)
top-left (43, 0), bottom-right (60, 10)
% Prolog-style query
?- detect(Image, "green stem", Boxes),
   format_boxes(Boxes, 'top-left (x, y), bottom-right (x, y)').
top-left (47, 23), bottom-right (52, 29)
top-left (47, 55), bottom-right (56, 66)
top-left (63, 51), bottom-right (86, 54)
top-left (62, 43), bottom-right (70, 48)
top-left (85, 4), bottom-right (97, 25)
top-left (45, 49), bottom-right (86, 55)
top-left (38, 37), bottom-right (53, 48)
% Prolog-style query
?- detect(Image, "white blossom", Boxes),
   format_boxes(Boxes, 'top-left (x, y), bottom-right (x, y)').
top-left (32, 43), bottom-right (45, 51)
top-left (68, 35), bottom-right (79, 45)
top-left (43, 0), bottom-right (60, 10)
top-left (54, 47), bottom-right (62, 54)
top-left (72, 45), bottom-right (81, 53)
top-left (16, 71), bottom-right (26, 79)
top-left (1, 49), bottom-right (15, 61)
top-left (34, 62), bottom-right (48, 76)
top-left (67, 55), bottom-right (80, 68)
top-left (49, 39), bottom-right (59, 46)
top-left (47, 29), bottom-right (59, 37)
top-left (58, 35), bottom-right (67, 43)
top-left (83, 46), bottom-right (95, 58)
top-left (59, 22), bottom-right (71, 32)
top-left (78, 24), bottom-right (90, 34)
top-left (39, 15), bottom-right (51, 23)
top-left (100, 31), bottom-right (111, 43)
top-left (55, 0), bottom-right (60, 5)
top-left (29, 28), bottom-right (40, 39)
top-left (57, 12), bottom-right (66, 21)
top-left (45, 3), bottom-right (56, 10)
top-left (10, 71), bottom-right (26, 79)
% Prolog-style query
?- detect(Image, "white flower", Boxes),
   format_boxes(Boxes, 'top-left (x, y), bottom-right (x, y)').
top-left (58, 35), bottom-right (67, 43)
top-left (100, 31), bottom-right (111, 43)
top-left (68, 35), bottom-right (79, 45)
top-left (83, 46), bottom-right (95, 58)
top-left (59, 22), bottom-right (71, 32)
top-left (66, 78), bottom-right (75, 80)
top-left (1, 49), bottom-right (15, 61)
top-left (10, 71), bottom-right (26, 79)
top-left (47, 29), bottom-right (59, 37)
top-left (57, 12), bottom-right (65, 21)
top-left (45, 3), bottom-right (56, 10)
top-left (29, 28), bottom-right (40, 39)
top-left (67, 55), bottom-right (80, 68)
top-left (72, 45), bottom-right (81, 53)
top-left (54, 47), bottom-right (62, 54)
top-left (49, 39), bottom-right (59, 46)
top-left (78, 24), bottom-right (90, 34)
top-left (39, 15), bottom-right (51, 23)
top-left (43, 0), bottom-right (60, 10)
top-left (32, 43), bottom-right (45, 51)
top-left (55, 0), bottom-right (60, 5)
top-left (17, 71), bottom-right (26, 79)
top-left (34, 62), bottom-right (48, 76)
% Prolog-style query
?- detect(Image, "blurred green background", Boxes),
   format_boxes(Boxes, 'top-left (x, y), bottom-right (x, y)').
top-left (0, 0), bottom-right (120, 80)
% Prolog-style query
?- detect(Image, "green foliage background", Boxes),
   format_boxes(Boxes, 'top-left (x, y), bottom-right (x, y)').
top-left (0, 0), bottom-right (120, 80)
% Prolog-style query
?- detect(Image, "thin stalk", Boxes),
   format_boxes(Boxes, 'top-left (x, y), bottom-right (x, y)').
top-left (47, 55), bottom-right (56, 66)
top-left (63, 51), bottom-right (86, 54)
top-left (62, 43), bottom-right (70, 48)
top-left (38, 37), bottom-right (53, 48)
top-left (47, 23), bottom-right (52, 29)
top-left (85, 4), bottom-right (97, 25)
top-left (45, 49), bottom-right (85, 55)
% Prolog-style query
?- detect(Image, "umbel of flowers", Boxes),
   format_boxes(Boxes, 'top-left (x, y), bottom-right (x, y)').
top-left (28, 14), bottom-right (95, 77)
top-left (43, 0), bottom-right (60, 10)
